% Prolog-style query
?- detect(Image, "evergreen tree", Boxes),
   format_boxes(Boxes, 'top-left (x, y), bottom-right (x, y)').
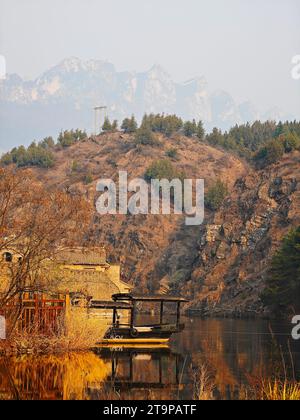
top-left (73, 129), bottom-right (87, 141)
top-left (12, 146), bottom-right (27, 166)
top-left (129, 115), bottom-right (138, 133)
top-left (183, 120), bottom-right (197, 137)
top-left (121, 118), bottom-right (130, 133)
top-left (160, 115), bottom-right (183, 137)
top-left (196, 120), bottom-right (205, 141)
top-left (121, 115), bottom-right (138, 133)
top-left (205, 179), bottom-right (228, 211)
top-left (58, 129), bottom-right (86, 147)
top-left (166, 148), bottom-right (178, 159)
top-left (140, 113), bottom-right (182, 136)
top-left (254, 139), bottom-right (285, 167)
top-left (0, 152), bottom-right (13, 165)
top-left (40, 136), bottom-right (55, 149)
top-left (134, 123), bottom-right (158, 146)
top-left (280, 132), bottom-right (300, 153)
top-left (262, 227), bottom-right (300, 316)
top-left (144, 159), bottom-right (185, 182)
top-left (274, 121), bottom-right (284, 138)
top-left (112, 120), bottom-right (118, 132)
top-left (206, 128), bottom-right (224, 147)
top-left (102, 117), bottom-right (113, 132)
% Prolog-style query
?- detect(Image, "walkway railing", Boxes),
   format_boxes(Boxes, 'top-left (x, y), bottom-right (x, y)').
top-left (3, 292), bottom-right (69, 335)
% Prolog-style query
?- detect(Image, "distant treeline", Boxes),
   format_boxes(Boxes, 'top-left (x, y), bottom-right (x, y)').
top-left (1, 115), bottom-right (300, 169)
top-left (104, 115), bottom-right (300, 167)
top-left (206, 120), bottom-right (300, 166)
top-left (0, 129), bottom-right (87, 168)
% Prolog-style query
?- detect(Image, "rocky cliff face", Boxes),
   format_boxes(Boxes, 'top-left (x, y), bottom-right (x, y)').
top-left (182, 152), bottom-right (300, 317)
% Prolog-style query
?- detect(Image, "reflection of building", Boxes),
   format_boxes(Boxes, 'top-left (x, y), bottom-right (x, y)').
top-left (95, 348), bottom-right (185, 400)
top-left (102, 348), bottom-right (181, 389)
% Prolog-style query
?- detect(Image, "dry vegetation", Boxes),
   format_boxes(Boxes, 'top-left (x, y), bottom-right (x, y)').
top-left (25, 132), bottom-right (247, 294)
top-left (193, 363), bottom-right (216, 400)
top-left (0, 168), bottom-right (92, 310)
top-left (192, 361), bottom-right (300, 401)
top-left (255, 379), bottom-right (300, 401)
top-left (7, 309), bottom-right (108, 354)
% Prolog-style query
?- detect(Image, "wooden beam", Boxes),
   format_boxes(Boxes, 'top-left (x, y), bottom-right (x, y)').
top-left (112, 308), bottom-right (117, 326)
top-left (130, 303), bottom-right (136, 329)
top-left (176, 302), bottom-right (181, 328)
top-left (160, 301), bottom-right (164, 325)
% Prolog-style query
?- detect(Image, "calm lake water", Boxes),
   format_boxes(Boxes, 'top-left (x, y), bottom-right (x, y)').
top-left (0, 317), bottom-right (299, 400)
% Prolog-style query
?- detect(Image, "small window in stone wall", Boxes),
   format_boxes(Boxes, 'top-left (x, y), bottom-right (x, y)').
top-left (3, 252), bottom-right (13, 262)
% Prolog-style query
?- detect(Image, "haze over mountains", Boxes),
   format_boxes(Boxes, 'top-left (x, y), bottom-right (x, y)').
top-left (0, 57), bottom-right (295, 151)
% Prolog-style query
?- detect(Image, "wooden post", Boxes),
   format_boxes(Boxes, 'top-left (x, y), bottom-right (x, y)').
top-left (160, 301), bottom-right (164, 325)
top-left (65, 293), bottom-right (70, 311)
top-left (130, 303), bottom-right (136, 329)
top-left (112, 308), bottom-right (117, 326)
top-left (65, 292), bottom-right (71, 336)
top-left (112, 356), bottom-right (116, 380)
top-left (176, 302), bottom-right (181, 328)
top-left (175, 355), bottom-right (179, 385)
top-left (129, 353), bottom-right (133, 382)
top-left (35, 293), bottom-right (39, 328)
top-left (159, 357), bottom-right (162, 384)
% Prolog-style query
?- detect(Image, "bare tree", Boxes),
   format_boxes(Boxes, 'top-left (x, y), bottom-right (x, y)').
top-left (0, 167), bottom-right (92, 309)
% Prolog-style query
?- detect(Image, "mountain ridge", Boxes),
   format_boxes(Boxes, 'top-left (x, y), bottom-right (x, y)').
top-left (0, 57), bottom-right (295, 152)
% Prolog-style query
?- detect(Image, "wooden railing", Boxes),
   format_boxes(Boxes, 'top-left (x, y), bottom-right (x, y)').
top-left (3, 292), bottom-right (69, 335)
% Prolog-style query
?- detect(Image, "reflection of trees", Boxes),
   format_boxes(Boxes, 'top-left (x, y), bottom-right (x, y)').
top-left (174, 318), bottom-right (295, 400)
top-left (0, 353), bottom-right (110, 400)
top-left (0, 349), bottom-right (184, 401)
top-left (1, 320), bottom-right (297, 401)
top-left (187, 322), bottom-right (239, 399)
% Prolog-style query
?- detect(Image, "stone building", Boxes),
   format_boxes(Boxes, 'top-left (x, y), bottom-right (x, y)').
top-left (0, 247), bottom-right (131, 302)
top-left (55, 247), bottom-right (131, 301)
top-left (0, 249), bottom-right (23, 295)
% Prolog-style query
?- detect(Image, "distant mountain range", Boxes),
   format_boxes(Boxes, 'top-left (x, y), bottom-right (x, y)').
top-left (0, 57), bottom-right (295, 151)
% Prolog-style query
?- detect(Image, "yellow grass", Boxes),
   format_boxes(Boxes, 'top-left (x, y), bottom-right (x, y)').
top-left (193, 363), bottom-right (216, 400)
top-left (192, 361), bottom-right (300, 401)
top-left (9, 308), bottom-right (109, 354)
top-left (258, 379), bottom-right (300, 401)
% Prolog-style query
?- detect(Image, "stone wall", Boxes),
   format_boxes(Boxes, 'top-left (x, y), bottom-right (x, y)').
top-left (57, 265), bottom-right (130, 300)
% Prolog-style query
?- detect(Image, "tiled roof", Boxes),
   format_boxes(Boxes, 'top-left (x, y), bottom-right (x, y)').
top-left (56, 247), bottom-right (107, 266)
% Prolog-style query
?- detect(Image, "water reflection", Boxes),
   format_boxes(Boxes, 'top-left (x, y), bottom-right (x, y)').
top-left (96, 348), bottom-right (183, 400)
top-left (171, 318), bottom-right (300, 400)
top-left (0, 353), bottom-right (110, 400)
top-left (0, 318), bottom-right (299, 400)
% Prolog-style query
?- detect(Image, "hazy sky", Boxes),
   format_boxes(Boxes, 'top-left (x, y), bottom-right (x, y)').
top-left (0, 0), bottom-right (300, 115)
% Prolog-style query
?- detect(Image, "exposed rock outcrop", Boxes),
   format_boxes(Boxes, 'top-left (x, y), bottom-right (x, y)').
top-left (184, 152), bottom-right (300, 317)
